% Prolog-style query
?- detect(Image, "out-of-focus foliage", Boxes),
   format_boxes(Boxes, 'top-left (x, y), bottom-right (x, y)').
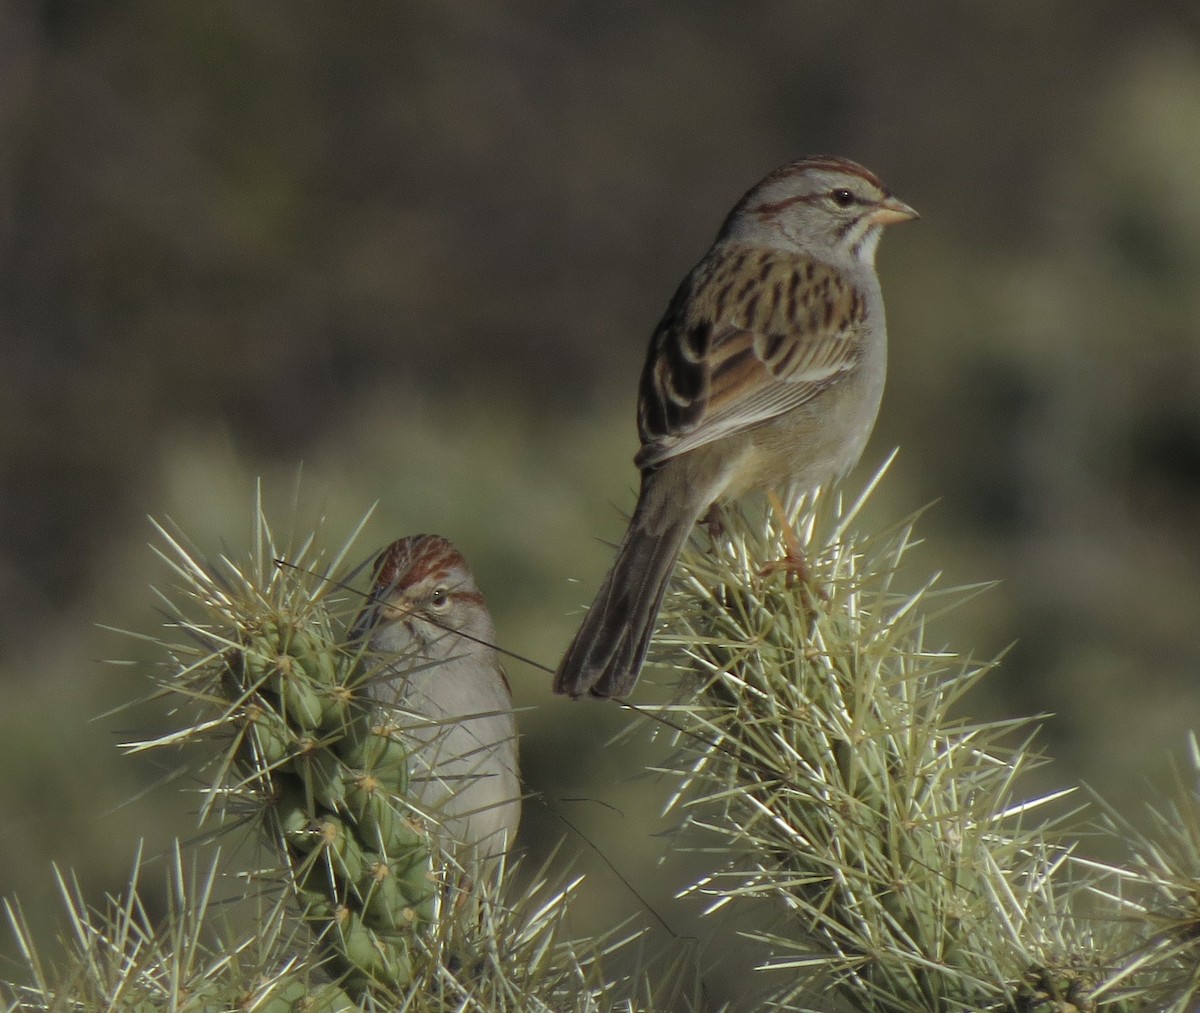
top-left (2, 3), bottom-right (1200, 1009)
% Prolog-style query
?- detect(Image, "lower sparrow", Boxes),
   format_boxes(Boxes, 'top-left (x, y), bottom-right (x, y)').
top-left (353, 535), bottom-right (521, 858)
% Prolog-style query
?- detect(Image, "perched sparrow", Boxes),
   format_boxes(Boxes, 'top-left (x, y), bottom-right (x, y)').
top-left (354, 535), bottom-right (520, 858)
top-left (554, 156), bottom-right (917, 700)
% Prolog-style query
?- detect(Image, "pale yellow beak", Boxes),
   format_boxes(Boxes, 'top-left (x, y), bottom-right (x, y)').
top-left (870, 195), bottom-right (919, 226)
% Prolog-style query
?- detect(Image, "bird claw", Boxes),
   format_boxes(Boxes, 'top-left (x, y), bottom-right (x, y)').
top-left (759, 491), bottom-right (830, 606)
top-left (757, 548), bottom-right (830, 602)
top-left (699, 502), bottom-right (726, 543)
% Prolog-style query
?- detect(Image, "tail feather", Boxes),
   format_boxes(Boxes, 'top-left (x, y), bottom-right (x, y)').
top-left (553, 506), bottom-right (700, 699)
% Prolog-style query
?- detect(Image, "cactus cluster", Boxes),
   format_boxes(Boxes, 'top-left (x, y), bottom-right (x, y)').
top-left (650, 494), bottom-right (1074, 1009)
top-left (68, 504), bottom-right (655, 1011)
top-left (645, 481), bottom-right (1200, 1011)
top-left (12, 481), bottom-right (1200, 1010)
top-left (232, 613), bottom-right (436, 996)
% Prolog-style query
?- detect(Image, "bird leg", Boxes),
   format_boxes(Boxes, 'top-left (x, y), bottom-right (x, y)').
top-left (758, 490), bottom-right (829, 605)
top-left (699, 502), bottom-right (726, 545)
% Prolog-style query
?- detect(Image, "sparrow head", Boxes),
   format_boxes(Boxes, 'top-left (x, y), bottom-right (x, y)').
top-left (354, 534), bottom-right (496, 656)
top-left (721, 155), bottom-right (918, 265)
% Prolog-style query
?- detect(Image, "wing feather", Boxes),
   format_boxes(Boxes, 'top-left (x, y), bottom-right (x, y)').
top-left (636, 245), bottom-right (869, 470)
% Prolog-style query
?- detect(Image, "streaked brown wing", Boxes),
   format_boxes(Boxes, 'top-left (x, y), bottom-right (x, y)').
top-left (636, 245), bottom-right (868, 471)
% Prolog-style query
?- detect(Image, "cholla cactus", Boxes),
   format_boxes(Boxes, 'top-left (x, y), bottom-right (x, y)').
top-left (5, 843), bottom-right (357, 1012)
top-left (8, 471), bottom-right (1200, 1011)
top-left (124, 500), bottom-right (434, 998)
top-left (647, 460), bottom-right (1196, 1012)
top-left (2, 841), bottom-right (648, 1011)
top-left (1088, 735), bottom-right (1200, 1010)
top-left (1, 490), bottom-right (667, 1012)
top-left (237, 616), bottom-right (440, 994)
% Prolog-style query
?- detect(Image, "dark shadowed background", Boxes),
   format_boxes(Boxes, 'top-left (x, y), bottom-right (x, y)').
top-left (3, 2), bottom-right (1200, 1006)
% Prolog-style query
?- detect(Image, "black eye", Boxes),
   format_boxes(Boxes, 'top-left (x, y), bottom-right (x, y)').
top-left (831, 188), bottom-right (856, 208)
top-left (429, 588), bottom-right (449, 609)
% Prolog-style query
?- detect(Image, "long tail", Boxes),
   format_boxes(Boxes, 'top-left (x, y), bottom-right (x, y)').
top-left (553, 492), bottom-right (704, 699)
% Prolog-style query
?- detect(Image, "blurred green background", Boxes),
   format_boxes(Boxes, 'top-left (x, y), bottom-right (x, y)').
top-left (3, 2), bottom-right (1200, 1006)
